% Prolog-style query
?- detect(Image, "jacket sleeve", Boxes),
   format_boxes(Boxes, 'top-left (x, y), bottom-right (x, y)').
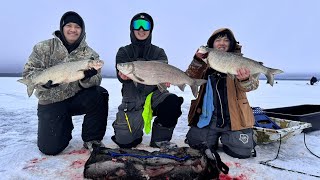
top-left (185, 54), bottom-right (208, 79)
top-left (23, 42), bottom-right (48, 80)
top-left (157, 48), bottom-right (168, 63)
top-left (115, 47), bottom-right (133, 83)
top-left (79, 49), bottom-right (102, 88)
top-left (235, 74), bottom-right (259, 92)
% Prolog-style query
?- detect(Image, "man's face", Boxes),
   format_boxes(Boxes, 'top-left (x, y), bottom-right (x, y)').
top-left (63, 22), bottom-right (82, 44)
top-left (134, 29), bottom-right (150, 40)
top-left (213, 35), bottom-right (230, 52)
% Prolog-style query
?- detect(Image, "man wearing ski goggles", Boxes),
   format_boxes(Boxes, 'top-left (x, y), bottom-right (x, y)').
top-left (131, 18), bottom-right (152, 41)
top-left (113, 12), bottom-right (183, 150)
top-left (132, 19), bottom-right (151, 31)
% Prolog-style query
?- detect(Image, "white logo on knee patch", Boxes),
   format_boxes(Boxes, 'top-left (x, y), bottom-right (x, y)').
top-left (239, 134), bottom-right (249, 144)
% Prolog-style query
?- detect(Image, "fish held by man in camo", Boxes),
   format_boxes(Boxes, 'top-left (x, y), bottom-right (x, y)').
top-left (197, 45), bottom-right (284, 86)
top-left (18, 59), bottom-right (104, 97)
top-left (116, 61), bottom-right (207, 98)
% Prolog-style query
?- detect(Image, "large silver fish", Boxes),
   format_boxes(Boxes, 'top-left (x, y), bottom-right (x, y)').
top-left (117, 61), bottom-right (207, 98)
top-left (18, 59), bottom-right (104, 97)
top-left (198, 45), bottom-right (283, 86)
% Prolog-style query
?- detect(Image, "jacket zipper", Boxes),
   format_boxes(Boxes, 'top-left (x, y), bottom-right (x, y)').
top-left (215, 76), bottom-right (225, 127)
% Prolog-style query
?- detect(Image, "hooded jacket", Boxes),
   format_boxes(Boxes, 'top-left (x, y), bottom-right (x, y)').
top-left (186, 28), bottom-right (259, 131)
top-left (22, 12), bottom-right (101, 104)
top-left (115, 13), bottom-right (169, 109)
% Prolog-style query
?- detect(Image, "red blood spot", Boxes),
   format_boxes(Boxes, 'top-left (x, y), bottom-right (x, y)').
top-left (71, 174), bottom-right (83, 180)
top-left (219, 174), bottom-right (233, 180)
top-left (225, 162), bottom-right (233, 167)
top-left (238, 174), bottom-right (248, 180)
top-left (219, 173), bottom-right (248, 180)
top-left (67, 149), bottom-right (89, 155)
top-left (70, 160), bottom-right (86, 168)
top-left (234, 162), bottom-right (241, 168)
top-left (29, 157), bottom-right (47, 164)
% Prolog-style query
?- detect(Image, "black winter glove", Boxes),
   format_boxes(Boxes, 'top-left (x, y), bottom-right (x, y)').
top-left (42, 80), bottom-right (59, 89)
top-left (82, 68), bottom-right (98, 81)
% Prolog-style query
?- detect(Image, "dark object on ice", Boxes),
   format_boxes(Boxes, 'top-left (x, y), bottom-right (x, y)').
top-left (310, 76), bottom-right (318, 85)
top-left (83, 146), bottom-right (229, 180)
top-left (264, 104), bottom-right (320, 132)
top-left (252, 107), bottom-right (281, 129)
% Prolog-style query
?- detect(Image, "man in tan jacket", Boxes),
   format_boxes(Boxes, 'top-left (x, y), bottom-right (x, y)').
top-left (185, 28), bottom-right (259, 159)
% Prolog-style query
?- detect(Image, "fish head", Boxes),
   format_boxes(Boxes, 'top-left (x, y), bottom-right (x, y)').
top-left (88, 59), bottom-right (104, 70)
top-left (117, 62), bottom-right (134, 75)
top-left (198, 45), bottom-right (209, 54)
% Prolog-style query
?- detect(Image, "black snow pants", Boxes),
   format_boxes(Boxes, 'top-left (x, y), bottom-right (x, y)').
top-left (37, 86), bottom-right (109, 155)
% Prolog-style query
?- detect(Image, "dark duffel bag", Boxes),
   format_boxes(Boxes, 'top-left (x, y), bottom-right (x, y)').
top-left (84, 146), bottom-right (228, 180)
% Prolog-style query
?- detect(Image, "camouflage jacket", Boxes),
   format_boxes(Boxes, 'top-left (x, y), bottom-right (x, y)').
top-left (186, 56), bottom-right (259, 131)
top-left (22, 31), bottom-right (101, 104)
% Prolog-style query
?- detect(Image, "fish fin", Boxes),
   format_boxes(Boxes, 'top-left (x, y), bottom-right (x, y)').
top-left (202, 58), bottom-right (208, 64)
top-left (190, 79), bottom-right (207, 98)
top-left (157, 83), bottom-right (167, 92)
top-left (133, 81), bottom-right (138, 87)
top-left (178, 84), bottom-right (186, 92)
top-left (265, 68), bottom-right (284, 86)
top-left (252, 73), bottom-right (260, 79)
top-left (190, 85), bottom-right (199, 98)
top-left (133, 74), bottom-right (145, 82)
top-left (27, 85), bottom-right (35, 97)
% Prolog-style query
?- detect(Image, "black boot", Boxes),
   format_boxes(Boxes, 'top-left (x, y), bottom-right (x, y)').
top-left (150, 123), bottom-right (176, 148)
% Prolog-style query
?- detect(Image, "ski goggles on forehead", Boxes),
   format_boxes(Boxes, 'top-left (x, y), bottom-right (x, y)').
top-left (132, 19), bottom-right (151, 31)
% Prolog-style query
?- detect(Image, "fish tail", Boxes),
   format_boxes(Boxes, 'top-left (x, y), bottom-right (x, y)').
top-left (17, 79), bottom-right (35, 97)
top-left (27, 85), bottom-right (35, 97)
top-left (265, 68), bottom-right (284, 86)
top-left (17, 78), bottom-right (31, 85)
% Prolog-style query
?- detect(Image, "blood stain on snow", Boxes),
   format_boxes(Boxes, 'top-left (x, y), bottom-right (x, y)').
top-left (219, 173), bottom-right (248, 180)
top-left (67, 149), bottom-right (89, 155)
top-left (22, 157), bottom-right (47, 169)
top-left (70, 160), bottom-right (86, 169)
top-left (234, 162), bottom-right (241, 168)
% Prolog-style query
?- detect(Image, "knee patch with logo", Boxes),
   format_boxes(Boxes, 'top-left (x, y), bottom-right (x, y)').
top-left (220, 128), bottom-right (254, 158)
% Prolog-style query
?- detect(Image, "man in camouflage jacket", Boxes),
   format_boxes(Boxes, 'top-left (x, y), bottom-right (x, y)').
top-left (22, 11), bottom-right (108, 155)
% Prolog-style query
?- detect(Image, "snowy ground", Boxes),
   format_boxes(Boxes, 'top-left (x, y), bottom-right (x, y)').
top-left (0, 77), bottom-right (319, 180)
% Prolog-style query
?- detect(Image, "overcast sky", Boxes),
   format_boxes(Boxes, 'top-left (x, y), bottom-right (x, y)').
top-left (1, 0), bottom-right (319, 75)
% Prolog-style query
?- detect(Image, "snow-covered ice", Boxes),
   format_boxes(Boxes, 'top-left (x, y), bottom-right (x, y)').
top-left (0, 77), bottom-right (319, 179)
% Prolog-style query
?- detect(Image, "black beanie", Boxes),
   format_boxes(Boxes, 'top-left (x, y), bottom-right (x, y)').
top-left (130, 12), bottom-right (154, 32)
top-left (60, 11), bottom-right (85, 30)
top-left (61, 13), bottom-right (83, 28)
top-left (58, 11), bottom-right (86, 52)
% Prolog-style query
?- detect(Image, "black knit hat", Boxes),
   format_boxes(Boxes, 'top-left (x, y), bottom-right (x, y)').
top-left (60, 11), bottom-right (84, 30)
top-left (58, 11), bottom-right (86, 51)
top-left (130, 12), bottom-right (154, 32)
